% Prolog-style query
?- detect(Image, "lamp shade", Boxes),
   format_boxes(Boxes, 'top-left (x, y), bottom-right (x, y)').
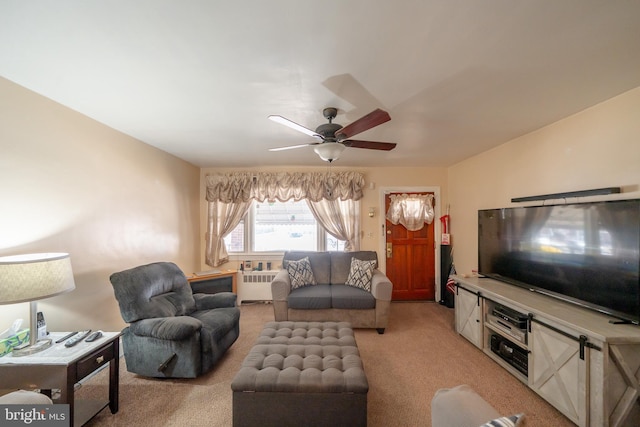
top-left (314, 143), bottom-right (346, 162)
top-left (0, 253), bottom-right (76, 304)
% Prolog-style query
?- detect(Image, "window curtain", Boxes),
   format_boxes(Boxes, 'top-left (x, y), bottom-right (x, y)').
top-left (205, 199), bottom-right (251, 267)
top-left (386, 193), bottom-right (435, 231)
top-left (205, 171), bottom-right (365, 266)
top-left (306, 198), bottom-right (360, 251)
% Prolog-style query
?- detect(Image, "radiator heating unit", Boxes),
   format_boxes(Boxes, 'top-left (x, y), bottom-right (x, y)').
top-left (238, 271), bottom-right (277, 304)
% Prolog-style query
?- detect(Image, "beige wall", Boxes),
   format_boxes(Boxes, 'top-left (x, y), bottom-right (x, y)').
top-left (199, 166), bottom-right (448, 272)
top-left (448, 86), bottom-right (640, 275)
top-left (0, 77), bottom-right (201, 332)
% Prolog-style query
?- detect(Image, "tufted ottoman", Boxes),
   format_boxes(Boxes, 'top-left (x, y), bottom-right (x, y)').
top-left (231, 321), bottom-right (368, 427)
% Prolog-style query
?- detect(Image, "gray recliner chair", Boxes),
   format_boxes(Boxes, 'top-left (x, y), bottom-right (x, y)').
top-left (110, 262), bottom-right (240, 378)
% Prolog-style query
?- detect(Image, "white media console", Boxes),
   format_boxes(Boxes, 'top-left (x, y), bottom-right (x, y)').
top-left (453, 275), bottom-right (640, 427)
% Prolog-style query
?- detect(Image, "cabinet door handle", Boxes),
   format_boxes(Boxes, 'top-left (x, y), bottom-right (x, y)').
top-left (96, 355), bottom-right (104, 364)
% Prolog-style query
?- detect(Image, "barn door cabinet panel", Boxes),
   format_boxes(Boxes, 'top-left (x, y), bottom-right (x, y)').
top-left (454, 285), bottom-right (483, 348)
top-left (453, 275), bottom-right (640, 427)
top-left (529, 320), bottom-right (588, 426)
top-left (595, 340), bottom-right (640, 427)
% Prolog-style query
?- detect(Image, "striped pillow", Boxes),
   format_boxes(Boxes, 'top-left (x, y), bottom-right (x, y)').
top-left (479, 413), bottom-right (525, 427)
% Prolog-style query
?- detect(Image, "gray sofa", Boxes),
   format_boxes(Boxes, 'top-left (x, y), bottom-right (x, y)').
top-left (110, 262), bottom-right (241, 378)
top-left (271, 251), bottom-right (393, 333)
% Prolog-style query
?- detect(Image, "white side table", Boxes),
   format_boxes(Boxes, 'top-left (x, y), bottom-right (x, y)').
top-left (0, 331), bottom-right (121, 426)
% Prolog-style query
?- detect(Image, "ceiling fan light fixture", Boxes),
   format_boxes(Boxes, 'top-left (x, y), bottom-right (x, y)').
top-left (314, 143), bottom-right (345, 162)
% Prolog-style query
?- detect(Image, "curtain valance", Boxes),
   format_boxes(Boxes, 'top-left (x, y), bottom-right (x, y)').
top-left (205, 171), bottom-right (365, 203)
top-left (386, 193), bottom-right (435, 231)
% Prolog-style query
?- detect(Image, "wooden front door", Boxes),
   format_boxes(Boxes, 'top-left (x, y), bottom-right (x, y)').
top-left (385, 192), bottom-right (436, 300)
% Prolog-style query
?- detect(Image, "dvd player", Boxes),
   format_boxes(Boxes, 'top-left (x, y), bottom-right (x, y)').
top-left (486, 313), bottom-right (527, 344)
top-left (492, 304), bottom-right (528, 330)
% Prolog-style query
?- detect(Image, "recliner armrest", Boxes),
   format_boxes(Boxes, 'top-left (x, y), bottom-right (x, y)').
top-left (271, 269), bottom-right (292, 301)
top-left (371, 270), bottom-right (393, 301)
top-left (129, 316), bottom-right (202, 340)
top-left (193, 292), bottom-right (237, 310)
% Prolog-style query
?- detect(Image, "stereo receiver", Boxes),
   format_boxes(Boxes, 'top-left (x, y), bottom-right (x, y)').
top-left (490, 334), bottom-right (528, 376)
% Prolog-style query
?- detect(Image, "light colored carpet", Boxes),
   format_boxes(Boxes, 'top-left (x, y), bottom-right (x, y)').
top-left (78, 302), bottom-right (574, 426)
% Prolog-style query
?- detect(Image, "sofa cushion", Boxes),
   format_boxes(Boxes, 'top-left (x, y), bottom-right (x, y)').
top-left (283, 251), bottom-right (331, 285)
top-left (331, 285), bottom-right (376, 309)
top-left (191, 306), bottom-right (242, 342)
top-left (284, 257), bottom-right (317, 289)
top-left (330, 251), bottom-right (377, 285)
top-left (345, 258), bottom-right (376, 292)
top-left (288, 284), bottom-right (332, 309)
top-left (129, 316), bottom-right (202, 340)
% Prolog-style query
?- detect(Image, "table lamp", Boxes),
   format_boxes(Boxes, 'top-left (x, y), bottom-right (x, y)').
top-left (0, 253), bottom-right (76, 356)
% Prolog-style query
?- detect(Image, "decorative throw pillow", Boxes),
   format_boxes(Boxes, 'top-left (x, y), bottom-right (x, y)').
top-left (479, 413), bottom-right (525, 427)
top-left (345, 257), bottom-right (376, 292)
top-left (285, 257), bottom-right (317, 290)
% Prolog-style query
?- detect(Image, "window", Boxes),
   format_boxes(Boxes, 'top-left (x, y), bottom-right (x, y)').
top-left (224, 219), bottom-right (245, 252)
top-left (223, 200), bottom-right (346, 253)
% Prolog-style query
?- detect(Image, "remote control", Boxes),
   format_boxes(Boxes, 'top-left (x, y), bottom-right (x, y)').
top-left (55, 331), bottom-right (78, 344)
top-left (65, 330), bottom-right (91, 347)
top-left (85, 331), bottom-right (103, 342)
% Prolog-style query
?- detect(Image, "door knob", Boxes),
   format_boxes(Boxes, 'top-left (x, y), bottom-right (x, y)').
top-left (386, 242), bottom-right (393, 258)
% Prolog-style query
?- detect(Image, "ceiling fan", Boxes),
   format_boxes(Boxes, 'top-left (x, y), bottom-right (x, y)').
top-left (268, 107), bottom-right (396, 162)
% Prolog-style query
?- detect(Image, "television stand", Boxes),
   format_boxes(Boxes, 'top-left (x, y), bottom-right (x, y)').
top-left (454, 275), bottom-right (640, 427)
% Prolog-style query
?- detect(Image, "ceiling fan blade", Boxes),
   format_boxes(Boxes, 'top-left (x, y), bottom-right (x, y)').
top-left (342, 140), bottom-right (397, 151)
top-left (268, 143), bottom-right (320, 152)
top-left (334, 108), bottom-right (391, 140)
top-left (268, 115), bottom-right (322, 138)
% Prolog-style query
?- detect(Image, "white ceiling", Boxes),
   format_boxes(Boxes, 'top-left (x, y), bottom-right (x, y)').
top-left (1, 1), bottom-right (639, 168)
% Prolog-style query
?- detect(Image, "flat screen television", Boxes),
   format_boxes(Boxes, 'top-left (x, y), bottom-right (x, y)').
top-left (478, 199), bottom-right (640, 325)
